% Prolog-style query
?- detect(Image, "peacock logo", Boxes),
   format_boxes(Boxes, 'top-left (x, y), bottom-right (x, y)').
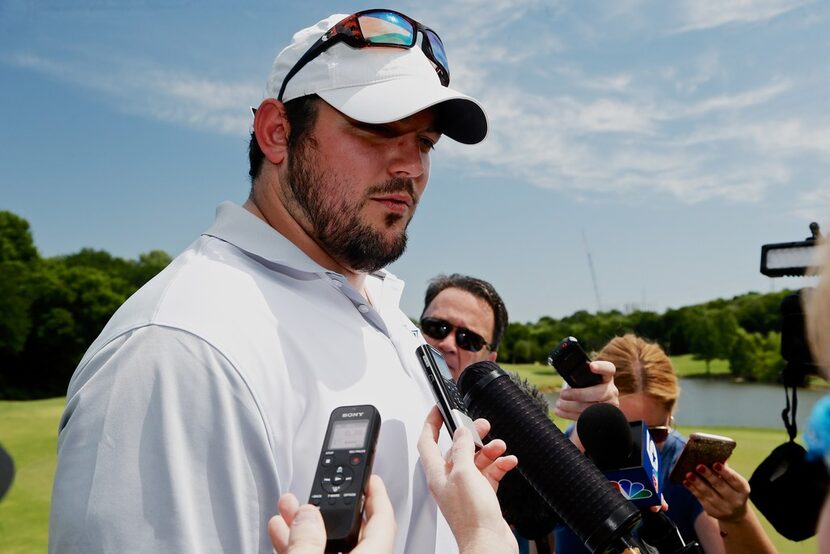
top-left (610, 479), bottom-right (654, 501)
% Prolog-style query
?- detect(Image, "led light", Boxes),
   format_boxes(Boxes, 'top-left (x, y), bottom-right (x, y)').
top-left (760, 240), bottom-right (820, 277)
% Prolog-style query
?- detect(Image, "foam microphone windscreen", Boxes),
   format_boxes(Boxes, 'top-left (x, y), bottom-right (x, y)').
top-left (496, 372), bottom-right (560, 539)
top-left (577, 402), bottom-right (636, 470)
top-left (458, 361), bottom-right (640, 552)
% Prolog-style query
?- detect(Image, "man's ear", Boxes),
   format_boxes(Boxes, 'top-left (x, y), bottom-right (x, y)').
top-left (253, 98), bottom-right (290, 165)
top-left (488, 350), bottom-right (498, 363)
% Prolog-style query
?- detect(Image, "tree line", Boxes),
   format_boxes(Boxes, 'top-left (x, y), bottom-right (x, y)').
top-left (1, 211), bottom-right (171, 399)
top-left (0, 210), bottom-right (795, 399)
top-left (499, 290), bottom-right (790, 384)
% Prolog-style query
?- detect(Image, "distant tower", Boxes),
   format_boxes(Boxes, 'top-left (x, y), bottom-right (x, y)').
top-left (582, 230), bottom-right (602, 312)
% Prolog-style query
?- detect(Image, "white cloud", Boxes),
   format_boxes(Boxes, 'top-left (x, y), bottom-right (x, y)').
top-left (792, 183), bottom-right (830, 223)
top-left (8, 0), bottom-right (826, 208)
top-left (6, 51), bottom-right (258, 135)
top-left (678, 117), bottom-right (830, 157)
top-left (674, 0), bottom-right (811, 33)
top-left (677, 80), bottom-right (792, 118)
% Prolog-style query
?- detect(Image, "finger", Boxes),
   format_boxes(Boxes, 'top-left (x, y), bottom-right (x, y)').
top-left (683, 471), bottom-right (716, 502)
top-left (695, 465), bottom-right (728, 494)
top-left (356, 475), bottom-right (397, 552)
top-left (472, 417), bottom-right (491, 441)
top-left (483, 454), bottom-right (518, 484)
top-left (554, 398), bottom-right (590, 420)
top-left (425, 406), bottom-right (444, 440)
top-left (588, 361), bottom-right (616, 379)
top-left (418, 407), bottom-right (446, 479)
top-left (449, 425), bottom-right (476, 470)
top-left (284, 505), bottom-right (326, 554)
top-left (278, 493), bottom-right (301, 527)
top-left (558, 383), bottom-right (618, 405)
top-left (268, 514), bottom-right (291, 553)
top-left (713, 462), bottom-right (750, 496)
top-left (475, 438), bottom-right (507, 471)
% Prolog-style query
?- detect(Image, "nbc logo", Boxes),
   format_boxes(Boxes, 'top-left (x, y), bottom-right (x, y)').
top-left (611, 479), bottom-right (654, 501)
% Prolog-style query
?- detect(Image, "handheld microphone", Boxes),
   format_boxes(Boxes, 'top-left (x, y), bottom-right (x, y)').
top-left (458, 361), bottom-right (642, 553)
top-left (577, 403), bottom-right (661, 509)
top-left (578, 403), bottom-right (703, 554)
top-left (496, 372), bottom-right (560, 543)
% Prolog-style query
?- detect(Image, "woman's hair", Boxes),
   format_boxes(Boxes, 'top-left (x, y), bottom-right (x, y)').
top-left (806, 236), bottom-right (830, 377)
top-left (595, 334), bottom-right (679, 413)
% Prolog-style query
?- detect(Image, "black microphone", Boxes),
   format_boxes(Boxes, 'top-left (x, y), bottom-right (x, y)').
top-left (496, 372), bottom-right (560, 544)
top-left (458, 361), bottom-right (642, 553)
top-left (578, 403), bottom-right (702, 554)
top-left (577, 403), bottom-right (661, 509)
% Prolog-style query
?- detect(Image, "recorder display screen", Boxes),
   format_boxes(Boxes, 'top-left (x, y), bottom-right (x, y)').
top-left (327, 420), bottom-right (370, 450)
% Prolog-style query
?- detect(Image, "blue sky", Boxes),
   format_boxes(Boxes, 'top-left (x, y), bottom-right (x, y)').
top-left (2, 0), bottom-right (828, 323)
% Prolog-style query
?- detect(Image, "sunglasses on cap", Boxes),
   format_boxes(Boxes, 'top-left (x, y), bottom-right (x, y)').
top-left (278, 9), bottom-right (450, 101)
top-left (420, 317), bottom-right (493, 353)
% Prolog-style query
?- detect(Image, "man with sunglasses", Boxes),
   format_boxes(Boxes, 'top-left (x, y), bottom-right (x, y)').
top-left (420, 274), bottom-right (508, 380)
top-left (50, 10), bottom-right (491, 554)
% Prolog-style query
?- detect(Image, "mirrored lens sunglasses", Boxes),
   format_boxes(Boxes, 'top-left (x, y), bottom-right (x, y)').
top-left (420, 317), bottom-right (492, 353)
top-left (278, 9), bottom-right (450, 101)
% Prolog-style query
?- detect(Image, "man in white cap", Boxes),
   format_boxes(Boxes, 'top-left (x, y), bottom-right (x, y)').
top-left (49, 10), bottom-right (488, 554)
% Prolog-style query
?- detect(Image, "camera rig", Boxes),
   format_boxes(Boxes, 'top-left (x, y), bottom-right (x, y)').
top-left (760, 222), bottom-right (823, 387)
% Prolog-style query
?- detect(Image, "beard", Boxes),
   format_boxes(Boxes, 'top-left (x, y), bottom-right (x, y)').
top-left (285, 136), bottom-right (417, 273)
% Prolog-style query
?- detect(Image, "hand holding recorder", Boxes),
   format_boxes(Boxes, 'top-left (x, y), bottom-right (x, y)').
top-left (416, 344), bottom-right (484, 448)
top-left (417, 406), bottom-right (519, 554)
top-left (548, 336), bottom-right (619, 421)
top-left (268, 475), bottom-right (395, 554)
top-left (271, 406), bottom-right (518, 554)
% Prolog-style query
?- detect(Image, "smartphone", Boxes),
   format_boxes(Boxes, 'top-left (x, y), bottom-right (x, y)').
top-left (308, 405), bottom-right (382, 552)
top-left (415, 344), bottom-right (483, 449)
top-left (547, 336), bottom-right (602, 388)
top-left (668, 432), bottom-right (737, 484)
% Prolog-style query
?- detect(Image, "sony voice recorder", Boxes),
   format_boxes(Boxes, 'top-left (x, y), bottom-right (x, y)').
top-left (308, 405), bottom-right (381, 552)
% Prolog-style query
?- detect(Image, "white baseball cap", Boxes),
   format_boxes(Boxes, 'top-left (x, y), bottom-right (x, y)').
top-left (265, 12), bottom-right (488, 144)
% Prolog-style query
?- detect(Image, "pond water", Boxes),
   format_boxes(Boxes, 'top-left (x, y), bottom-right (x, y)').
top-left (545, 379), bottom-right (829, 430)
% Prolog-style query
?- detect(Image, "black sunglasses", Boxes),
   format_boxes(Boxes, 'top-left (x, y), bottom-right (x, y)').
top-left (278, 9), bottom-right (450, 101)
top-left (648, 417), bottom-right (675, 444)
top-left (420, 317), bottom-right (493, 353)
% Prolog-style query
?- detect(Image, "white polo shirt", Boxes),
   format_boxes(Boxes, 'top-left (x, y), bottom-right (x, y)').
top-left (49, 202), bottom-right (457, 553)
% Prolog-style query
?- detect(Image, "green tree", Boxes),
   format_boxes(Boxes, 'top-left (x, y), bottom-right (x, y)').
top-left (686, 308), bottom-right (739, 376)
top-left (728, 328), bottom-right (784, 382)
top-left (15, 263), bottom-right (128, 397)
top-left (0, 211), bottom-right (39, 263)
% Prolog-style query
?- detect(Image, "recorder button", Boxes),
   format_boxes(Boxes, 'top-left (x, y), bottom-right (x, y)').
top-left (350, 454), bottom-right (363, 465)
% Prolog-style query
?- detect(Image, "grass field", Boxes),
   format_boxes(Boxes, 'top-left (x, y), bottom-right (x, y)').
top-left (0, 397), bottom-right (63, 553)
top-left (0, 394), bottom-right (819, 553)
top-left (502, 354), bottom-right (732, 394)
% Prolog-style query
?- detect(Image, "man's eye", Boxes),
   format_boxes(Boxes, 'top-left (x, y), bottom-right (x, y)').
top-left (420, 137), bottom-right (436, 151)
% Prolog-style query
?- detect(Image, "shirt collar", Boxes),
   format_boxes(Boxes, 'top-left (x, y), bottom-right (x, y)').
top-left (202, 201), bottom-right (405, 302)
